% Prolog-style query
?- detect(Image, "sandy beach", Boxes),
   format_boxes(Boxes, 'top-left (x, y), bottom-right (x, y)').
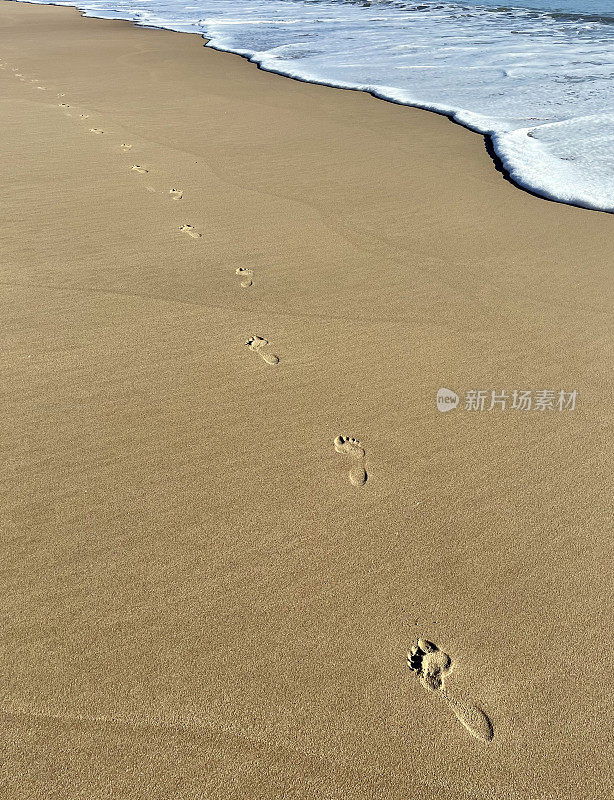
top-left (0, 2), bottom-right (612, 797)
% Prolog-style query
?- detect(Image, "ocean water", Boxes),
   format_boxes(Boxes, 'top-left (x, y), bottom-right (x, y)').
top-left (19, 0), bottom-right (614, 212)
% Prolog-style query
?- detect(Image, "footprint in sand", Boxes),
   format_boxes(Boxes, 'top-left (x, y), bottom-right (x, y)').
top-left (179, 225), bottom-right (201, 239)
top-left (334, 435), bottom-right (367, 486)
top-left (89, 128), bottom-right (104, 135)
top-left (407, 639), bottom-right (494, 743)
top-left (80, 113), bottom-right (89, 119)
top-left (131, 164), bottom-right (149, 174)
top-left (245, 336), bottom-right (280, 366)
top-left (36, 86), bottom-right (46, 91)
top-left (57, 92), bottom-right (65, 97)
top-left (120, 143), bottom-right (132, 152)
top-left (236, 267), bottom-right (254, 288)
top-left (59, 103), bottom-right (70, 109)
top-left (169, 188), bottom-right (183, 200)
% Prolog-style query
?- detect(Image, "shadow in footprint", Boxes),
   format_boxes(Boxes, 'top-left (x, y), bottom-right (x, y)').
top-left (169, 188), bottom-right (183, 200)
top-left (334, 435), bottom-right (367, 486)
top-left (131, 165), bottom-right (149, 174)
top-left (407, 639), bottom-right (494, 743)
top-left (245, 336), bottom-right (279, 366)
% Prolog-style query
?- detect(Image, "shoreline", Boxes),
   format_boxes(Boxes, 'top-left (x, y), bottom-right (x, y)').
top-left (9, 0), bottom-right (614, 215)
top-left (0, 1), bottom-right (612, 798)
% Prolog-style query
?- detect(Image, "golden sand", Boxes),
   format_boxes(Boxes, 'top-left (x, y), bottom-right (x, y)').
top-left (0, 2), bottom-right (612, 797)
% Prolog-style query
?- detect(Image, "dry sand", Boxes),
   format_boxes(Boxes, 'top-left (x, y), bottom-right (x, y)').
top-left (0, 2), bottom-right (612, 797)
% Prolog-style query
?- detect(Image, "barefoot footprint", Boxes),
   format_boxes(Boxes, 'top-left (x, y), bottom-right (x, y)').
top-left (131, 165), bottom-right (149, 174)
top-left (236, 267), bottom-right (253, 288)
top-left (179, 225), bottom-right (201, 239)
top-left (407, 639), bottom-right (494, 743)
top-left (169, 188), bottom-right (183, 200)
top-left (245, 336), bottom-right (279, 366)
top-left (334, 435), bottom-right (367, 486)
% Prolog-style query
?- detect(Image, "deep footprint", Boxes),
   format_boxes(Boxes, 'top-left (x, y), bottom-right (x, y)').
top-left (179, 225), bottom-right (201, 239)
top-left (169, 188), bottom-right (183, 200)
top-left (236, 267), bottom-right (253, 288)
top-left (334, 435), bottom-right (367, 486)
top-left (245, 336), bottom-right (280, 366)
top-left (131, 165), bottom-right (149, 174)
top-left (407, 639), bottom-right (494, 743)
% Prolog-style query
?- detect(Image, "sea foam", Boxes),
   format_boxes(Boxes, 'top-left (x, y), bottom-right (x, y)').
top-left (18, 0), bottom-right (614, 213)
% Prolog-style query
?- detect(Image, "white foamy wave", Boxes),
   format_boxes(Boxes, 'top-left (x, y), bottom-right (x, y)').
top-left (16, 0), bottom-right (614, 213)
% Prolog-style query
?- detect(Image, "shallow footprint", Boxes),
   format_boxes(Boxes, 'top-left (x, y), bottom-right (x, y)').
top-left (407, 639), bottom-right (494, 743)
top-left (236, 267), bottom-right (253, 288)
top-left (80, 113), bottom-right (89, 119)
top-left (334, 435), bottom-right (367, 486)
top-left (169, 188), bottom-right (183, 200)
top-left (245, 336), bottom-right (280, 366)
top-left (179, 224), bottom-right (201, 239)
top-left (131, 164), bottom-right (148, 174)
top-left (120, 143), bottom-right (132, 152)
top-left (89, 128), bottom-right (104, 135)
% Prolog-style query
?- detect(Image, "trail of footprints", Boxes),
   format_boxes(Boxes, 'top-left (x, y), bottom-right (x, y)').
top-left (13, 67), bottom-right (376, 494)
top-left (2, 61), bottom-right (497, 743)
